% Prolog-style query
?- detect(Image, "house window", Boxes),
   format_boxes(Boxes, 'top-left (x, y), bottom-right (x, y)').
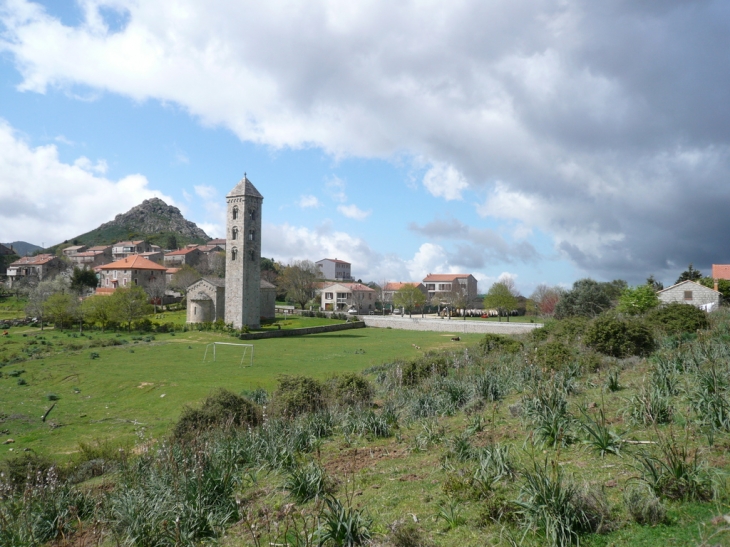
top-left (134, 278), bottom-right (138, 285)
top-left (113, 270), bottom-right (118, 279)
top-left (232, 206), bottom-right (239, 220)
top-left (231, 247), bottom-right (238, 261)
top-left (105, 278), bottom-right (109, 287)
top-left (232, 227), bottom-right (238, 240)
top-left (684, 291), bottom-right (693, 300)
top-left (325, 292), bottom-right (333, 299)
top-left (123, 278), bottom-right (128, 286)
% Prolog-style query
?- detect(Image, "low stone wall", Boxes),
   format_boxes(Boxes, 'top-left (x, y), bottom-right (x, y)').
top-left (240, 320), bottom-right (366, 340)
top-left (360, 316), bottom-right (542, 335)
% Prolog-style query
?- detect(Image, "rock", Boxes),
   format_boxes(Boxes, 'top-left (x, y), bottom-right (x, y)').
top-left (95, 198), bottom-right (209, 241)
top-left (604, 480), bottom-right (618, 487)
top-left (3, 439), bottom-right (14, 444)
top-left (588, 402), bottom-right (597, 409)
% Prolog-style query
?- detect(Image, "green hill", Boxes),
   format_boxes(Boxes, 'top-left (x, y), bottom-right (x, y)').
top-left (48, 198), bottom-right (211, 252)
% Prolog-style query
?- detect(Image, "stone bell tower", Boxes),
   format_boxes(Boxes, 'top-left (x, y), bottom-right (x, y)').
top-left (224, 174), bottom-right (263, 328)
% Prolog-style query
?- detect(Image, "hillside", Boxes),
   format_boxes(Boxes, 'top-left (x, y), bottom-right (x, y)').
top-left (1, 241), bottom-right (41, 256)
top-left (49, 198), bottom-right (211, 251)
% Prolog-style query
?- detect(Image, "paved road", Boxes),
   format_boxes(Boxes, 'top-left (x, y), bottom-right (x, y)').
top-left (360, 315), bottom-right (542, 334)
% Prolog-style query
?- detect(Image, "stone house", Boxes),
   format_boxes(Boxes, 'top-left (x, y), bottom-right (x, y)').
top-left (423, 273), bottom-right (478, 305)
top-left (97, 255), bottom-right (167, 291)
top-left (316, 258), bottom-right (353, 281)
top-left (320, 282), bottom-right (376, 313)
top-left (208, 238), bottom-right (226, 250)
top-left (62, 245), bottom-right (88, 257)
top-left (382, 282), bottom-right (427, 305)
top-left (111, 240), bottom-right (159, 261)
top-left (7, 254), bottom-right (62, 287)
top-left (69, 245), bottom-right (113, 268)
top-left (657, 280), bottom-right (720, 309)
top-left (186, 278), bottom-right (276, 323)
top-left (164, 247), bottom-right (202, 267)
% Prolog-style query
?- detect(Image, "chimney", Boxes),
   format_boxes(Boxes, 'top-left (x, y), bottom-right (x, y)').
top-left (715, 279), bottom-right (719, 292)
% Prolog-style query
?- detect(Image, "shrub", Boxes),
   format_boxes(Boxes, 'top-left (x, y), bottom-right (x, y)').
top-left (584, 315), bottom-right (654, 358)
top-left (389, 521), bottom-right (433, 547)
top-left (401, 355), bottom-right (448, 386)
top-left (317, 496), bottom-right (372, 546)
top-left (285, 461), bottom-right (332, 503)
top-left (333, 373), bottom-right (374, 407)
top-left (534, 341), bottom-right (573, 370)
top-left (174, 388), bottom-right (262, 438)
top-left (626, 386), bottom-right (674, 425)
top-left (274, 375), bottom-right (327, 418)
top-left (624, 486), bottom-right (667, 526)
top-left (647, 302), bottom-right (709, 335)
top-left (0, 453), bottom-right (57, 490)
top-left (479, 333), bottom-right (523, 355)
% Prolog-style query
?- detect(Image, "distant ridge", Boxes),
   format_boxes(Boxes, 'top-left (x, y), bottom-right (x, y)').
top-left (2, 241), bottom-right (41, 256)
top-left (49, 198), bottom-right (211, 251)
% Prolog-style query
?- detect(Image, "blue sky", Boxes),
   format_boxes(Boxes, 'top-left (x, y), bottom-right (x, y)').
top-left (2, 1), bottom-right (730, 294)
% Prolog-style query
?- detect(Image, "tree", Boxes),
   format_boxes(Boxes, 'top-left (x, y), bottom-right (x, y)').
top-left (616, 284), bottom-right (660, 315)
top-left (393, 284), bottom-right (426, 317)
top-left (699, 277), bottom-right (730, 301)
top-left (43, 292), bottom-right (77, 329)
top-left (646, 275), bottom-right (664, 292)
top-left (145, 277), bottom-right (167, 313)
top-left (554, 278), bottom-right (614, 319)
top-left (166, 234), bottom-right (178, 250)
top-left (169, 265), bottom-right (201, 294)
top-left (278, 260), bottom-right (321, 309)
top-left (82, 295), bottom-right (116, 332)
top-left (70, 267), bottom-right (98, 295)
top-left (530, 284), bottom-right (563, 316)
top-left (676, 263), bottom-right (702, 284)
top-left (447, 283), bottom-right (469, 320)
top-left (483, 282), bottom-right (518, 321)
top-left (110, 286), bottom-right (152, 332)
top-left (25, 277), bottom-right (68, 330)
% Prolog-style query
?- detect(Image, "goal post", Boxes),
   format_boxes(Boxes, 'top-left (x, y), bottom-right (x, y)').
top-left (202, 342), bottom-right (254, 367)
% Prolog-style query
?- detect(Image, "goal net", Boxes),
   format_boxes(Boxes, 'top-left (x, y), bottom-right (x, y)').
top-left (202, 342), bottom-right (254, 367)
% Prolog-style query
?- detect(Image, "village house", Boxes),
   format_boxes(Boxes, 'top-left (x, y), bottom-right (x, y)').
top-left (69, 245), bottom-right (113, 269)
top-left (207, 238), bottom-right (226, 250)
top-left (382, 282), bottom-right (428, 305)
top-left (423, 273), bottom-right (478, 305)
top-left (138, 251), bottom-right (164, 263)
top-left (111, 240), bottom-right (159, 261)
top-left (97, 255), bottom-right (167, 291)
top-left (163, 247), bottom-right (202, 267)
top-left (657, 280), bottom-right (721, 310)
top-left (316, 258), bottom-right (353, 281)
top-left (320, 282), bottom-right (376, 313)
top-left (62, 245), bottom-right (88, 257)
top-left (7, 254), bottom-right (63, 287)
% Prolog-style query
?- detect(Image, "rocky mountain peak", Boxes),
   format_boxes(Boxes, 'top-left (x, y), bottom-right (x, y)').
top-left (100, 198), bottom-right (210, 241)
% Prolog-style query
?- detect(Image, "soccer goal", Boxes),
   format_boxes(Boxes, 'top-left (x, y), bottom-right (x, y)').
top-left (202, 342), bottom-right (254, 367)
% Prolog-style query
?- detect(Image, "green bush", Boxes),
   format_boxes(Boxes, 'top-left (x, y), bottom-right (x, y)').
top-left (584, 315), bottom-right (655, 358)
top-left (174, 388), bottom-right (262, 438)
top-left (274, 375), bottom-right (327, 418)
top-left (333, 373), bottom-right (374, 407)
top-left (401, 355), bottom-right (448, 386)
top-left (646, 302), bottom-right (710, 335)
top-left (479, 333), bottom-right (523, 355)
top-left (534, 341), bottom-right (573, 370)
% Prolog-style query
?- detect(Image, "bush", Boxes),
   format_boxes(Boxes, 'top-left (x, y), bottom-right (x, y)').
top-left (584, 315), bottom-right (655, 358)
top-left (389, 520), bottom-right (433, 547)
top-left (274, 375), bottom-right (327, 418)
top-left (174, 388), bottom-right (262, 438)
top-left (534, 341), bottom-right (573, 370)
top-left (401, 355), bottom-right (448, 386)
top-left (624, 486), bottom-right (667, 525)
top-left (479, 333), bottom-right (523, 355)
top-left (333, 373), bottom-right (374, 407)
top-left (647, 302), bottom-right (710, 335)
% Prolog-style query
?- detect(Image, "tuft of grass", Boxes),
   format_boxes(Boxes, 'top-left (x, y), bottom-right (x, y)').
top-left (579, 405), bottom-right (623, 457)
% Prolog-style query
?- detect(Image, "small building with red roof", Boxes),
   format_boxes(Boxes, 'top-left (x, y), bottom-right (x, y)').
top-left (422, 273), bottom-right (478, 304)
top-left (316, 258), bottom-right (353, 281)
top-left (382, 281), bottom-right (427, 304)
top-left (163, 247), bottom-right (202, 267)
top-left (7, 254), bottom-right (62, 287)
top-left (319, 282), bottom-right (376, 313)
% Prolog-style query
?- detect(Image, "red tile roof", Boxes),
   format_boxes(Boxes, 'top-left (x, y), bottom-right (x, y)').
top-left (98, 255), bottom-right (168, 271)
top-left (423, 273), bottom-right (472, 282)
top-left (384, 282), bottom-right (422, 291)
top-left (318, 258), bottom-right (350, 265)
top-left (165, 248), bottom-right (200, 256)
top-left (712, 264), bottom-right (730, 280)
top-left (339, 282), bottom-right (375, 292)
top-left (95, 287), bottom-right (116, 295)
top-left (10, 254), bottom-right (57, 266)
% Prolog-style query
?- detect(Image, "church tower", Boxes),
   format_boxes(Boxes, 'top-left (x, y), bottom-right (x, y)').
top-left (224, 174), bottom-right (263, 328)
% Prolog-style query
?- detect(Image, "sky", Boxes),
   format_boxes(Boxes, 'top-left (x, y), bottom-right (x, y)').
top-left (1, 0), bottom-right (730, 295)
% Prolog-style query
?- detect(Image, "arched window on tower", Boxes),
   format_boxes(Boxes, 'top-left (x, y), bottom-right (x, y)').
top-left (232, 227), bottom-right (238, 240)
top-left (249, 249), bottom-right (256, 261)
top-left (232, 206), bottom-right (239, 220)
top-left (250, 209), bottom-right (256, 221)
top-left (248, 229), bottom-right (255, 241)
top-left (231, 247), bottom-right (238, 261)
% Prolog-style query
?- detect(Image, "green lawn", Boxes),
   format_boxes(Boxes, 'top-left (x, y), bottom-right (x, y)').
top-left (0, 325), bottom-right (482, 461)
top-left (0, 296), bottom-right (27, 320)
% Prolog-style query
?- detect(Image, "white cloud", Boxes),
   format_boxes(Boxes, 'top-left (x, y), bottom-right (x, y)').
top-left (298, 194), bottom-right (321, 209)
top-left (326, 176), bottom-right (348, 203)
top-left (0, 119), bottom-right (171, 245)
top-left (194, 184), bottom-right (216, 199)
top-left (337, 204), bottom-right (371, 221)
top-left (422, 163), bottom-right (469, 201)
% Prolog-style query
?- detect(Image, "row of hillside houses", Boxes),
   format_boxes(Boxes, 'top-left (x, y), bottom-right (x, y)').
top-left (316, 273), bottom-right (479, 314)
top-left (5, 239), bottom-right (227, 288)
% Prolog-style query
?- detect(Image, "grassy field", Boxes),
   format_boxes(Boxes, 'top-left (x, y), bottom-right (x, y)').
top-left (0, 324), bottom-right (482, 460)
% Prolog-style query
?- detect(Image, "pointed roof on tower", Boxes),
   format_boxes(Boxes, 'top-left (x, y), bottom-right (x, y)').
top-left (227, 173), bottom-right (263, 199)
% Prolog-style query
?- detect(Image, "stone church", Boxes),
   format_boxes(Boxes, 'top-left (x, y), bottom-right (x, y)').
top-left (186, 175), bottom-right (276, 327)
